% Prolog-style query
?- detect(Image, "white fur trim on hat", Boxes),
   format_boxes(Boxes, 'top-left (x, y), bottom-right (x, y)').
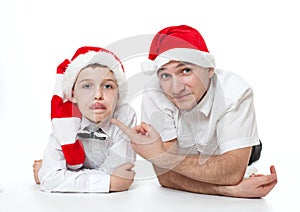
top-left (62, 50), bottom-right (125, 100)
top-left (141, 59), bottom-right (158, 75)
top-left (141, 48), bottom-right (216, 74)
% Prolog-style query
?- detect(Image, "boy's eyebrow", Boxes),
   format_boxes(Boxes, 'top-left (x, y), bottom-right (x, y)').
top-left (101, 78), bottom-right (117, 83)
top-left (77, 77), bottom-right (117, 84)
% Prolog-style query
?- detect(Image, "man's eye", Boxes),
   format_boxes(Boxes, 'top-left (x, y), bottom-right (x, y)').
top-left (160, 73), bottom-right (171, 79)
top-left (182, 68), bottom-right (191, 74)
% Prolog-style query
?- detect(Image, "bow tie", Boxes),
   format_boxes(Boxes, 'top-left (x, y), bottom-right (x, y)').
top-left (77, 126), bottom-right (108, 141)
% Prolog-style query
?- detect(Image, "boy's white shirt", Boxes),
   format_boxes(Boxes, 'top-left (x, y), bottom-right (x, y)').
top-left (38, 103), bottom-right (136, 193)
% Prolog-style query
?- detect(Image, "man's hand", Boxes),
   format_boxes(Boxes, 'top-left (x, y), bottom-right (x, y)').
top-left (110, 163), bottom-right (136, 192)
top-left (225, 165), bottom-right (278, 198)
top-left (33, 159), bottom-right (42, 184)
top-left (111, 119), bottom-right (166, 162)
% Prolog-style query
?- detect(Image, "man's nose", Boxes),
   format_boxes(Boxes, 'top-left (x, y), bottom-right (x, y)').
top-left (171, 77), bottom-right (185, 94)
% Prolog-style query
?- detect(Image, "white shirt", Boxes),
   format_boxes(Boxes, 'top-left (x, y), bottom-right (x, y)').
top-left (38, 103), bottom-right (136, 193)
top-left (142, 69), bottom-right (260, 156)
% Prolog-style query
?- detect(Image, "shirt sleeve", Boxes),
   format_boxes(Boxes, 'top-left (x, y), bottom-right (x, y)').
top-left (141, 89), bottom-right (178, 142)
top-left (217, 88), bottom-right (260, 154)
top-left (38, 135), bottom-right (110, 193)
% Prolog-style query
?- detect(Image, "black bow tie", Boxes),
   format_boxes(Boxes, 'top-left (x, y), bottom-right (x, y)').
top-left (77, 126), bottom-right (108, 141)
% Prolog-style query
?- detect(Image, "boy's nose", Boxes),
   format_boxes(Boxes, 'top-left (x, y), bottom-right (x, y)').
top-left (94, 89), bottom-right (104, 100)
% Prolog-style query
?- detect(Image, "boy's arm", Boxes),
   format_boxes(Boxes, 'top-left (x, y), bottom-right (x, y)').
top-left (39, 135), bottom-right (110, 193)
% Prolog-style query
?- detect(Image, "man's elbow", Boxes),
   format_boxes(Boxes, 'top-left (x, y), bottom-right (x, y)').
top-left (225, 167), bottom-right (246, 185)
top-left (157, 174), bottom-right (172, 188)
top-left (228, 173), bottom-right (244, 186)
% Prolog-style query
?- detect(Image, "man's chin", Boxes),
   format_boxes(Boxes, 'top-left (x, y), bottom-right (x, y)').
top-left (174, 101), bottom-right (197, 111)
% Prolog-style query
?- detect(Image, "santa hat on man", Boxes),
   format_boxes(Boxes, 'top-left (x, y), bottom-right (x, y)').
top-left (141, 25), bottom-right (216, 73)
top-left (60, 46), bottom-right (126, 101)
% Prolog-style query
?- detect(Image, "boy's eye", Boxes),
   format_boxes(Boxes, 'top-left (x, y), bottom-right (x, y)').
top-left (102, 82), bottom-right (117, 89)
top-left (103, 84), bottom-right (113, 89)
top-left (82, 83), bottom-right (93, 89)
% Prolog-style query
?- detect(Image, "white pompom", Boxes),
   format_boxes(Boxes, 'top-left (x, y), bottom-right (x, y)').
top-left (140, 59), bottom-right (157, 75)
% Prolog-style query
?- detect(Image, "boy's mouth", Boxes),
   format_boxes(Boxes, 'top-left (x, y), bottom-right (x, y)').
top-left (90, 102), bottom-right (107, 110)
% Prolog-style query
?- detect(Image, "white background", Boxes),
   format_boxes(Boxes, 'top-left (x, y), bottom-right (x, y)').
top-left (0, 0), bottom-right (299, 211)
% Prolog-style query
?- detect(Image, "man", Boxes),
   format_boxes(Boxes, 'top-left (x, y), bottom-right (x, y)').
top-left (111, 25), bottom-right (277, 198)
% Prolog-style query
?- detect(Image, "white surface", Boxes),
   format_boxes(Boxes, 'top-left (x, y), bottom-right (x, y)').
top-left (1, 0), bottom-right (299, 211)
top-left (0, 159), bottom-right (297, 212)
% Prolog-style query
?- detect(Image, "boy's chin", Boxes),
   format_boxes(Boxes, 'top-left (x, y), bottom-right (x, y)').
top-left (88, 113), bottom-right (111, 123)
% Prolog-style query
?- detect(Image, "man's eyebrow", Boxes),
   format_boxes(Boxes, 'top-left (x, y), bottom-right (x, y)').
top-left (157, 61), bottom-right (195, 74)
top-left (157, 67), bottom-right (166, 74)
top-left (176, 61), bottom-right (195, 67)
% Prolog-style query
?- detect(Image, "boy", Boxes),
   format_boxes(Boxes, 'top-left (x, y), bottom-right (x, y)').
top-left (36, 46), bottom-right (136, 193)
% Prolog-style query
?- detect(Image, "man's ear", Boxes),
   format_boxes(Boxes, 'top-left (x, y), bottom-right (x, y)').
top-left (208, 68), bottom-right (215, 78)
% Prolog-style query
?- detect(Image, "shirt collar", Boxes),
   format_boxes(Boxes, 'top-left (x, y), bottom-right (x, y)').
top-left (195, 78), bottom-right (215, 117)
top-left (81, 116), bottom-right (111, 134)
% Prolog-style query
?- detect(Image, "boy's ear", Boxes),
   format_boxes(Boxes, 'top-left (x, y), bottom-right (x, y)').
top-left (70, 97), bottom-right (77, 103)
top-left (70, 91), bottom-right (77, 103)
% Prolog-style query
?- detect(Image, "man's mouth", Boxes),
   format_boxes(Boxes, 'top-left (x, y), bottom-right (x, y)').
top-left (173, 93), bottom-right (192, 100)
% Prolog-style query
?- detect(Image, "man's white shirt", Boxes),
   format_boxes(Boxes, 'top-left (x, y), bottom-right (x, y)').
top-left (142, 69), bottom-right (260, 156)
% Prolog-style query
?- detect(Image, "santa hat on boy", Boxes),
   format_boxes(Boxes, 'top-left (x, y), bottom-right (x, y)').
top-left (62, 46), bottom-right (125, 100)
top-left (141, 25), bottom-right (216, 73)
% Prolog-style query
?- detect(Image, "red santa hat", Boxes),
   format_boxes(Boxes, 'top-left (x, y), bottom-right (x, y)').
top-left (141, 25), bottom-right (216, 73)
top-left (62, 46), bottom-right (125, 100)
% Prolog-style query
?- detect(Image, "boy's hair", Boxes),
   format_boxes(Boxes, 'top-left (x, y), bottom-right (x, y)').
top-left (62, 47), bottom-right (125, 101)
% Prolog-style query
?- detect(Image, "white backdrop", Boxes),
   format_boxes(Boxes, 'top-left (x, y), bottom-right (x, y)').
top-left (0, 0), bottom-right (299, 211)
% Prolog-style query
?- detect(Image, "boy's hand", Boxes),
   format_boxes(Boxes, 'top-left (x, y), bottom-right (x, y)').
top-left (110, 163), bottom-right (136, 192)
top-left (33, 159), bottom-right (42, 184)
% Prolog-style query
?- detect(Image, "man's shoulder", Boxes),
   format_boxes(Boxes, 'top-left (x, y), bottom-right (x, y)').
top-left (214, 69), bottom-right (253, 100)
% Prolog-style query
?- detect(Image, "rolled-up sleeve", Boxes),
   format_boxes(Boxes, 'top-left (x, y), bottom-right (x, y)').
top-left (217, 88), bottom-right (260, 154)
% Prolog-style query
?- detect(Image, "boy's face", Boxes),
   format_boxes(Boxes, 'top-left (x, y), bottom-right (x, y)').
top-left (71, 66), bottom-right (119, 123)
top-left (157, 61), bottom-right (214, 111)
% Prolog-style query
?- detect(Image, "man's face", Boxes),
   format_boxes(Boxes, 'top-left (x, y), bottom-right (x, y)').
top-left (157, 61), bottom-right (214, 111)
top-left (72, 66), bottom-right (119, 123)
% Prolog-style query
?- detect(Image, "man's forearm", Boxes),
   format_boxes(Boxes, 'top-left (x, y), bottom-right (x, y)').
top-left (153, 165), bottom-right (232, 196)
top-left (151, 147), bottom-right (251, 185)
